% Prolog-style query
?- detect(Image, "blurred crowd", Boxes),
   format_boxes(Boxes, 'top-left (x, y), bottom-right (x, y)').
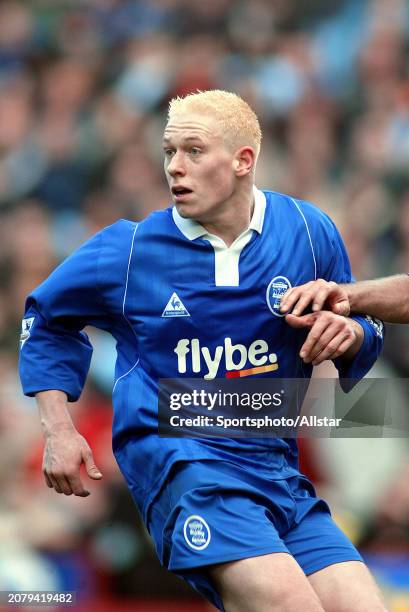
top-left (0, 0), bottom-right (408, 609)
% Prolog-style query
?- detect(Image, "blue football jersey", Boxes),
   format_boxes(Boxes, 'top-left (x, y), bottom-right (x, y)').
top-left (19, 189), bottom-right (384, 521)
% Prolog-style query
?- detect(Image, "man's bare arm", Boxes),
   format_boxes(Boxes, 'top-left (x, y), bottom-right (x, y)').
top-left (37, 390), bottom-right (102, 496)
top-left (281, 274), bottom-right (409, 324)
top-left (345, 275), bottom-right (409, 323)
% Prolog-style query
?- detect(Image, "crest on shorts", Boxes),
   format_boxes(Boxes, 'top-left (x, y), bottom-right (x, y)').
top-left (20, 317), bottom-right (35, 348)
top-left (266, 276), bottom-right (292, 317)
top-left (183, 515), bottom-right (211, 551)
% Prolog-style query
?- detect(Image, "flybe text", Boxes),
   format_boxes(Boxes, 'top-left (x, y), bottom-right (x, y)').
top-left (174, 337), bottom-right (278, 380)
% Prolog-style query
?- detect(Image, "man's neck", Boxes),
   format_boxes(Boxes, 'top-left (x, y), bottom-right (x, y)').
top-left (199, 187), bottom-right (255, 247)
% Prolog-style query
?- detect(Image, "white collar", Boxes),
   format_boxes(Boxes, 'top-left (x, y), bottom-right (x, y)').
top-left (172, 185), bottom-right (266, 241)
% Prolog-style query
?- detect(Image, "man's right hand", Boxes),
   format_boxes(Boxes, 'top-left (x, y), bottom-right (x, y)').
top-left (280, 279), bottom-right (350, 317)
top-left (36, 390), bottom-right (103, 497)
top-left (42, 424), bottom-right (102, 496)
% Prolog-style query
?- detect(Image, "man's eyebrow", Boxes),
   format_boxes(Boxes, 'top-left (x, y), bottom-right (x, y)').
top-left (162, 135), bottom-right (206, 145)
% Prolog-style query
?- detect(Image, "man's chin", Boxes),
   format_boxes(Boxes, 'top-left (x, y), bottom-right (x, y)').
top-left (175, 203), bottom-right (195, 218)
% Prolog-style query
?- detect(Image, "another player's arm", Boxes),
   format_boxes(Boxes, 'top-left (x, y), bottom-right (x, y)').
top-left (280, 279), bottom-right (350, 317)
top-left (37, 390), bottom-right (102, 496)
top-left (280, 274), bottom-right (409, 324)
top-left (346, 275), bottom-right (409, 323)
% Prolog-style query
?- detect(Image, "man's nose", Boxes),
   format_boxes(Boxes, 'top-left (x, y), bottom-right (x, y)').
top-left (167, 151), bottom-right (186, 176)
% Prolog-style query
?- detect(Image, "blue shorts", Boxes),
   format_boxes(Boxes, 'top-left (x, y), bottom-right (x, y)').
top-left (147, 460), bottom-right (362, 610)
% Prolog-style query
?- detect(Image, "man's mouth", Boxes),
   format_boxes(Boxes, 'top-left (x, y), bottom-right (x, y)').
top-left (171, 187), bottom-right (193, 201)
top-left (172, 187), bottom-right (193, 196)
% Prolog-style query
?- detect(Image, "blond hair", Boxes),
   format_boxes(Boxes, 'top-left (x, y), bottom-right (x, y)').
top-left (168, 90), bottom-right (262, 160)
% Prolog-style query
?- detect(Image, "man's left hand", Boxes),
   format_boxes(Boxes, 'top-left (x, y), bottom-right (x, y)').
top-left (285, 311), bottom-right (362, 365)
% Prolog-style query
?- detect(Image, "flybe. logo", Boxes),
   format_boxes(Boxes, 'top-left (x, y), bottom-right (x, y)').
top-left (174, 338), bottom-right (279, 380)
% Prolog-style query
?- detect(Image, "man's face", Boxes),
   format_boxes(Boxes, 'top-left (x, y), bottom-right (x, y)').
top-left (163, 112), bottom-right (237, 223)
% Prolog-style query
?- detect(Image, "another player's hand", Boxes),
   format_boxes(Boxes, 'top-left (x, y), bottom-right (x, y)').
top-left (280, 279), bottom-right (350, 317)
top-left (42, 425), bottom-right (102, 497)
top-left (285, 311), bottom-right (359, 365)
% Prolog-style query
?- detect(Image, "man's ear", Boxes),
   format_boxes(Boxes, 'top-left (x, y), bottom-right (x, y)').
top-left (234, 147), bottom-right (255, 176)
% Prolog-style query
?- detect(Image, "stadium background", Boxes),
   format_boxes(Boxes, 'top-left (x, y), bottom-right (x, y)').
top-left (0, 0), bottom-right (408, 610)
